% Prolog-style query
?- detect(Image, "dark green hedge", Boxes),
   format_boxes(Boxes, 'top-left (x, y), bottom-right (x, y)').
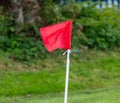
top-left (0, 1), bottom-right (120, 61)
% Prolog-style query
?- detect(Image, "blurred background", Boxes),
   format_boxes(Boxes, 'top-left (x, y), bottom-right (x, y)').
top-left (0, 0), bottom-right (120, 60)
top-left (0, 0), bottom-right (120, 103)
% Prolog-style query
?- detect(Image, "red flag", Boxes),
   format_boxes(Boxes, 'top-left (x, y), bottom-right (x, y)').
top-left (40, 20), bottom-right (72, 52)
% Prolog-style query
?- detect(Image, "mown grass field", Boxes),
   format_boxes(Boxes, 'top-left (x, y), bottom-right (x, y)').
top-left (0, 87), bottom-right (120, 103)
top-left (0, 49), bottom-right (120, 102)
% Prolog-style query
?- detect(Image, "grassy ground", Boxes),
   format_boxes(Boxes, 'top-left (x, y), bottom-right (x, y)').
top-left (0, 50), bottom-right (120, 96)
top-left (0, 87), bottom-right (120, 103)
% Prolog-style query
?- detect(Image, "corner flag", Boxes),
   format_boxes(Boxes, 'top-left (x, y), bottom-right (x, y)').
top-left (39, 20), bottom-right (72, 103)
top-left (40, 20), bottom-right (72, 52)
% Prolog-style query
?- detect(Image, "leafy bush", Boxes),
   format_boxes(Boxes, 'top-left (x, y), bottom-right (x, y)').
top-left (1, 1), bottom-right (120, 61)
top-left (81, 8), bottom-right (120, 49)
top-left (60, 1), bottom-right (120, 49)
top-left (0, 7), bottom-right (47, 61)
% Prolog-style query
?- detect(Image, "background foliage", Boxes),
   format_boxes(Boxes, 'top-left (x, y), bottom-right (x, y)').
top-left (0, 1), bottom-right (120, 61)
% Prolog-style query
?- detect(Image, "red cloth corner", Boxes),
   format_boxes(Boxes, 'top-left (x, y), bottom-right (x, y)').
top-left (40, 20), bottom-right (72, 52)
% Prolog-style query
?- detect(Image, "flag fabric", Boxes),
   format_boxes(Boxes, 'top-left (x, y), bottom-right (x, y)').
top-left (40, 20), bottom-right (72, 52)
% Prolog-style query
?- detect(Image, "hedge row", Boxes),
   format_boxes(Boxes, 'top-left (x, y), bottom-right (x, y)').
top-left (0, 1), bottom-right (120, 61)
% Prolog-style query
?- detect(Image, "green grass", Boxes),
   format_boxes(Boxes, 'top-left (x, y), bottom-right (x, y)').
top-left (0, 50), bottom-right (120, 96)
top-left (0, 87), bottom-right (120, 103)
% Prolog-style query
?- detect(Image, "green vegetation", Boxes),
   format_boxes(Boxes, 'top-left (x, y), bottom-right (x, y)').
top-left (0, 50), bottom-right (120, 96)
top-left (0, 87), bottom-right (120, 103)
top-left (0, 1), bottom-right (120, 61)
top-left (0, 1), bottom-right (120, 102)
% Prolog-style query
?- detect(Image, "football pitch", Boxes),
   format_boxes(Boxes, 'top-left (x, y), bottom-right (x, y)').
top-left (0, 87), bottom-right (120, 103)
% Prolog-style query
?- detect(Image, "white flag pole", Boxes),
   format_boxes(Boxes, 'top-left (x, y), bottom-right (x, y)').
top-left (64, 49), bottom-right (71, 103)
